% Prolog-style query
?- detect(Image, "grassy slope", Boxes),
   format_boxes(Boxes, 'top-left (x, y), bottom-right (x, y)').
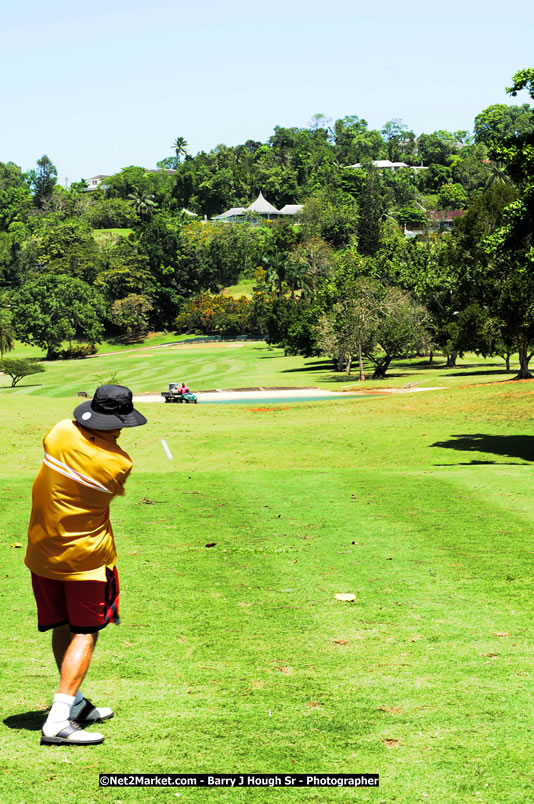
top-left (0, 340), bottom-right (518, 398)
top-left (4, 332), bottom-right (194, 361)
top-left (92, 229), bottom-right (134, 244)
top-left (221, 280), bottom-right (256, 298)
top-left (0, 354), bottom-right (532, 803)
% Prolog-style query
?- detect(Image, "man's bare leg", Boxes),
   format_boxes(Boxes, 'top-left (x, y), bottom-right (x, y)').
top-left (52, 624), bottom-right (98, 690)
top-left (52, 623), bottom-right (72, 672)
top-left (55, 630), bottom-right (98, 696)
top-left (50, 625), bottom-right (113, 726)
top-left (42, 629), bottom-right (104, 743)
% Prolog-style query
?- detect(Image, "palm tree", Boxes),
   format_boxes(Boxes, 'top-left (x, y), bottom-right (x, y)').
top-left (128, 189), bottom-right (157, 221)
top-left (0, 307), bottom-right (15, 357)
top-left (172, 137), bottom-right (188, 162)
top-left (485, 161), bottom-right (513, 188)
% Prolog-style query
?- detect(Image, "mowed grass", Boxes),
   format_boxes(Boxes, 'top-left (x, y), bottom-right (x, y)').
top-left (92, 229), bottom-right (134, 245)
top-left (0, 351), bottom-right (533, 803)
top-left (0, 339), bottom-right (520, 399)
top-left (5, 332), bottom-right (196, 361)
top-left (221, 280), bottom-right (256, 298)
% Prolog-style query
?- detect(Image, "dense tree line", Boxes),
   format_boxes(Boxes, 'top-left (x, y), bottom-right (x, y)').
top-left (1, 68), bottom-right (533, 377)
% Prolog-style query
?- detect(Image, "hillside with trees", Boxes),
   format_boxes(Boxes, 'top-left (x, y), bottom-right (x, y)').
top-left (1, 68), bottom-right (534, 377)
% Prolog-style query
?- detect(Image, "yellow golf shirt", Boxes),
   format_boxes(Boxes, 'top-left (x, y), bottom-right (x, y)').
top-left (25, 419), bottom-right (132, 581)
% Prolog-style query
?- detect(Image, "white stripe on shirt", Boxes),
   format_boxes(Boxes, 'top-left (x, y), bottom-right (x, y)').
top-left (43, 452), bottom-right (112, 493)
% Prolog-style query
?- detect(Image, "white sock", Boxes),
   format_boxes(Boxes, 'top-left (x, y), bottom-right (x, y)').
top-left (43, 693), bottom-right (75, 736)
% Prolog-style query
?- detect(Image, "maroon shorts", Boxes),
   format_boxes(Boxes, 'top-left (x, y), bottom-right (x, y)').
top-left (31, 567), bottom-right (120, 634)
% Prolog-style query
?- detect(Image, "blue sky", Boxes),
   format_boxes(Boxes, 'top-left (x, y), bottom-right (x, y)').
top-left (2, 0), bottom-right (533, 183)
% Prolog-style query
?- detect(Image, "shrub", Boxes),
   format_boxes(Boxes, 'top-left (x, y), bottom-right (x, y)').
top-left (56, 343), bottom-right (98, 360)
top-left (175, 293), bottom-right (253, 337)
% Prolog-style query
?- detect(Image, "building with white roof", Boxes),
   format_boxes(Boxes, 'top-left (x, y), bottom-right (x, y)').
top-left (346, 160), bottom-right (427, 171)
top-left (212, 206), bottom-right (247, 222)
top-left (212, 192), bottom-right (303, 222)
top-left (279, 204), bottom-right (304, 216)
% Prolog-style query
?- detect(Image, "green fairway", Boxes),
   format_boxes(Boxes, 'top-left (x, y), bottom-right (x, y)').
top-left (92, 228), bottom-right (134, 244)
top-left (222, 280), bottom-right (256, 298)
top-left (0, 349), bottom-right (532, 802)
top-left (0, 340), bottom-right (519, 399)
top-left (5, 332), bottom-right (198, 361)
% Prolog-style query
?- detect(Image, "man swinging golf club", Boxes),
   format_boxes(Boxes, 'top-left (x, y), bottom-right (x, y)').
top-left (25, 385), bottom-right (146, 746)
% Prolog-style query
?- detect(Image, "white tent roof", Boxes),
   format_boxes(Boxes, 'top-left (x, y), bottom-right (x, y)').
top-left (246, 192), bottom-right (279, 214)
top-left (212, 207), bottom-right (246, 220)
top-left (347, 160), bottom-right (410, 169)
top-left (279, 204), bottom-right (304, 215)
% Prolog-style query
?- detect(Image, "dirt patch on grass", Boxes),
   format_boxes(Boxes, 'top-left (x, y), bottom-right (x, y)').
top-left (250, 407), bottom-right (291, 412)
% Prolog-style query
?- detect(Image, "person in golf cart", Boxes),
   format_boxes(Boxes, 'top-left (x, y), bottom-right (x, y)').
top-left (179, 382), bottom-right (189, 395)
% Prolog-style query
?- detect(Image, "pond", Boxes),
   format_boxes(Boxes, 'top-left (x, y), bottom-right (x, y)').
top-left (198, 394), bottom-right (376, 404)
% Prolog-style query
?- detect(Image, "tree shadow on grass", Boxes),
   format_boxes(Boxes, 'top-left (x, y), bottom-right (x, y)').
top-left (3, 710), bottom-right (47, 732)
top-left (280, 361), bottom-right (334, 373)
top-left (393, 361), bottom-right (514, 377)
top-left (443, 369), bottom-right (515, 378)
top-left (430, 434), bottom-right (534, 464)
top-left (278, 360), bottom-right (399, 376)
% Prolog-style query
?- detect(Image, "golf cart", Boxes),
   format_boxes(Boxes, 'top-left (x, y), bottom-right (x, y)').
top-left (161, 383), bottom-right (198, 404)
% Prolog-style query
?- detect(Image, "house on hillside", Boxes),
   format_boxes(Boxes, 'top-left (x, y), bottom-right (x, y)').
top-left (347, 160), bottom-right (428, 172)
top-left (404, 208), bottom-right (465, 238)
top-left (87, 175), bottom-right (110, 190)
top-left (212, 192), bottom-right (303, 223)
top-left (86, 168), bottom-right (177, 191)
top-left (427, 209), bottom-right (465, 231)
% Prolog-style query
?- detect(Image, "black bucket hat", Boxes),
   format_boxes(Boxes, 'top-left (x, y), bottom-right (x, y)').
top-left (73, 385), bottom-right (147, 430)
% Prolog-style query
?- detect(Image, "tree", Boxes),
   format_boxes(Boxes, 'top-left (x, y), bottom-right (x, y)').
top-left (174, 292), bottom-right (253, 337)
top-left (0, 162), bottom-right (32, 230)
top-left (83, 197), bottom-right (137, 228)
top-left (30, 217), bottom-right (101, 283)
top-left (11, 274), bottom-right (107, 360)
top-left (417, 130), bottom-right (460, 165)
top-left (0, 306), bottom-right (15, 357)
top-left (0, 358), bottom-right (45, 386)
top-left (363, 286), bottom-right (430, 378)
top-left (484, 161), bottom-right (513, 188)
top-left (474, 103), bottom-right (534, 146)
top-left (396, 205), bottom-right (428, 229)
top-left (104, 165), bottom-right (173, 211)
top-left (316, 279), bottom-right (378, 379)
top-left (432, 184), bottom-right (516, 367)
top-left (111, 294), bottom-right (153, 342)
top-left (357, 166), bottom-right (384, 256)
top-left (479, 68), bottom-right (534, 378)
top-left (300, 193), bottom-right (358, 249)
top-left (333, 116), bottom-right (371, 163)
top-left (437, 182), bottom-right (468, 210)
top-left (451, 143), bottom-right (493, 193)
top-left (95, 238), bottom-right (154, 304)
top-left (253, 219), bottom-right (300, 296)
top-left (128, 189), bottom-right (157, 221)
top-left (28, 155), bottom-right (57, 208)
top-left (381, 119), bottom-right (415, 162)
top-left (288, 237), bottom-right (335, 297)
top-left (172, 137), bottom-right (189, 161)
top-left (133, 213), bottom-right (206, 327)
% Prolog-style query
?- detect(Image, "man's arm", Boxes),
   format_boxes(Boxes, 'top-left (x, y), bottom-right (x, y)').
top-left (113, 466), bottom-right (132, 497)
